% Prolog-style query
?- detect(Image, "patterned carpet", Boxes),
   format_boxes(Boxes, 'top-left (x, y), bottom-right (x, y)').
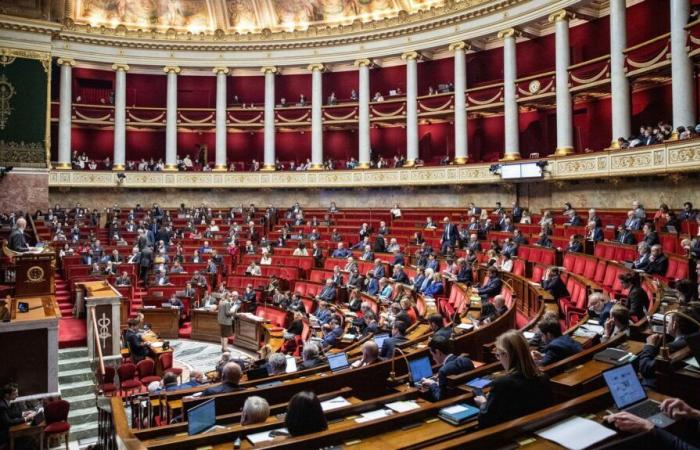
top-left (170, 339), bottom-right (256, 379)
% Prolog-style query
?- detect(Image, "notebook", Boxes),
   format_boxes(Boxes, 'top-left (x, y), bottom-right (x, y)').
top-left (438, 403), bottom-right (480, 425)
top-left (593, 347), bottom-right (636, 365)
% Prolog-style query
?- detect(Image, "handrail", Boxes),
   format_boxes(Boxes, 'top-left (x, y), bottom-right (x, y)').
top-left (90, 307), bottom-right (106, 377)
top-left (27, 213), bottom-right (40, 246)
top-left (568, 54), bottom-right (610, 70)
top-left (623, 32), bottom-right (671, 53)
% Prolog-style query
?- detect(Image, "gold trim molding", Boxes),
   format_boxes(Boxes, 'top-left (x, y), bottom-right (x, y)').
top-left (47, 141), bottom-right (700, 189)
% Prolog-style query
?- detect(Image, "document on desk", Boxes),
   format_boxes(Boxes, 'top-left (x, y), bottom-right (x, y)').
top-left (246, 428), bottom-right (289, 445)
top-left (535, 416), bottom-right (616, 450)
top-left (355, 409), bottom-right (392, 423)
top-left (385, 400), bottom-right (420, 413)
top-left (582, 322), bottom-right (604, 335)
top-left (320, 396), bottom-right (351, 412)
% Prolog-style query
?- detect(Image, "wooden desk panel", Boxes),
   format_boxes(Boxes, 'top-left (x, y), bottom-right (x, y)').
top-left (190, 309), bottom-right (220, 343)
top-left (235, 314), bottom-right (265, 352)
top-left (140, 308), bottom-right (180, 339)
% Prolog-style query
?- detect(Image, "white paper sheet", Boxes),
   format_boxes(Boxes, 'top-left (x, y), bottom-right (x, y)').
top-left (535, 416), bottom-right (616, 450)
top-left (246, 428), bottom-right (288, 445)
top-left (320, 396), bottom-right (351, 411)
top-left (441, 404), bottom-right (468, 415)
top-left (582, 323), bottom-right (604, 334)
top-left (355, 409), bottom-right (392, 423)
top-left (385, 400), bottom-right (420, 413)
top-left (523, 331), bottom-right (536, 340)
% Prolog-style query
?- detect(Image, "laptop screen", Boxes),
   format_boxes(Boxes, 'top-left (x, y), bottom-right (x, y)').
top-left (187, 399), bottom-right (216, 435)
top-left (374, 334), bottom-right (389, 350)
top-left (409, 356), bottom-right (433, 384)
top-left (603, 363), bottom-right (647, 409)
top-left (327, 352), bottom-right (350, 372)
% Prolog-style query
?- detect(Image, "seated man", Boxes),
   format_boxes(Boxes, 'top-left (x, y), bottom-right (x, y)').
top-left (315, 301), bottom-right (332, 326)
top-left (331, 242), bottom-right (351, 258)
top-left (316, 279), bottom-right (337, 303)
top-left (322, 318), bottom-right (344, 348)
top-left (379, 320), bottom-right (409, 358)
top-left (177, 370), bottom-right (208, 389)
top-left (645, 244), bottom-right (669, 276)
top-left (391, 264), bottom-right (409, 284)
top-left (420, 335), bottom-right (475, 401)
top-left (587, 292), bottom-right (613, 326)
top-left (531, 318), bottom-right (582, 366)
top-left (300, 343), bottom-right (324, 369)
top-left (351, 340), bottom-right (380, 368)
top-left (0, 383), bottom-right (36, 447)
top-left (541, 267), bottom-right (569, 302)
top-left (477, 267), bottom-right (503, 300)
top-left (115, 271), bottom-right (131, 286)
top-left (428, 313), bottom-right (453, 339)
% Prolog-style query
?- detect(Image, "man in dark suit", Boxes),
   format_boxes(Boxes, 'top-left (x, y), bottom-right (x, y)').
top-left (440, 217), bottom-right (458, 254)
top-left (587, 221), bottom-right (604, 242)
top-left (617, 225), bottom-right (636, 245)
top-left (7, 218), bottom-right (29, 252)
top-left (467, 202), bottom-right (481, 217)
top-left (633, 243), bottom-right (651, 271)
top-left (391, 264), bottom-right (409, 284)
top-left (541, 267), bottom-right (569, 302)
top-left (422, 335), bottom-right (475, 400)
top-left (466, 233), bottom-right (481, 253)
top-left (428, 313), bottom-right (453, 339)
top-left (322, 318), bottom-right (344, 348)
top-left (646, 244), bottom-right (669, 276)
top-left (300, 343), bottom-right (323, 369)
top-left (139, 246), bottom-right (154, 285)
top-left (203, 362), bottom-right (243, 396)
top-left (124, 319), bottom-right (149, 363)
top-left (317, 279), bottom-right (337, 302)
top-left (588, 292), bottom-right (613, 326)
top-left (380, 320), bottom-right (409, 358)
top-left (501, 238), bottom-right (518, 258)
top-left (532, 318), bottom-right (582, 366)
top-left (391, 249), bottom-right (405, 267)
top-left (477, 267), bottom-right (503, 300)
top-left (81, 250), bottom-right (95, 266)
top-left (511, 202), bottom-right (523, 223)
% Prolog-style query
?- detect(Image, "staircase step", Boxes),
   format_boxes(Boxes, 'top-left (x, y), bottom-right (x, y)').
top-left (59, 347), bottom-right (89, 360)
top-left (68, 406), bottom-right (98, 425)
top-left (59, 356), bottom-right (92, 371)
top-left (59, 380), bottom-right (95, 398)
top-left (59, 369), bottom-right (94, 384)
top-left (70, 422), bottom-right (100, 442)
top-left (65, 393), bottom-right (96, 410)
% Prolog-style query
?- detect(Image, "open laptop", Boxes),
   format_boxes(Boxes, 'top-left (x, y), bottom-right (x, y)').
top-left (327, 352), bottom-right (351, 372)
top-left (602, 363), bottom-right (674, 427)
top-left (187, 398), bottom-right (216, 435)
top-left (373, 333), bottom-right (389, 350)
top-left (408, 356), bottom-right (433, 386)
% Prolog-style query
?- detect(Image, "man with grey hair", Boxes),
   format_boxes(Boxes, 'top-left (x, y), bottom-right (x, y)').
top-left (8, 217), bottom-right (29, 252)
top-left (588, 292), bottom-right (612, 326)
top-left (266, 352), bottom-right (287, 376)
top-left (203, 362), bottom-right (242, 396)
top-left (646, 244), bottom-right (669, 276)
top-left (241, 396), bottom-right (270, 425)
top-left (300, 342), bottom-right (322, 370)
top-left (351, 340), bottom-right (380, 368)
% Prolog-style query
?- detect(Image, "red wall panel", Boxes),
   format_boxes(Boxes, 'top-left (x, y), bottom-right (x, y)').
top-left (126, 73), bottom-right (167, 107)
top-left (418, 59), bottom-right (454, 94)
top-left (275, 73), bottom-right (311, 104)
top-left (324, 70), bottom-right (358, 100)
top-left (125, 129), bottom-right (165, 160)
top-left (370, 65), bottom-right (406, 96)
top-left (228, 75), bottom-right (265, 105)
top-left (71, 128), bottom-right (114, 160)
top-left (178, 75), bottom-right (217, 108)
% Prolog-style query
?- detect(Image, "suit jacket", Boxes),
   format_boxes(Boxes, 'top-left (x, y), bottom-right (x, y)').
top-left (392, 253), bottom-right (405, 266)
top-left (541, 276), bottom-right (569, 301)
top-left (8, 228), bottom-right (28, 252)
top-left (589, 227), bottom-right (604, 241)
top-left (429, 354), bottom-right (475, 400)
top-left (646, 254), bottom-right (668, 276)
top-left (477, 277), bottom-right (503, 299)
top-left (202, 382), bottom-right (242, 396)
top-left (618, 230), bottom-right (636, 245)
top-left (139, 248), bottom-right (153, 268)
top-left (467, 241), bottom-right (482, 253)
top-left (567, 241), bottom-right (583, 253)
top-left (442, 223), bottom-right (458, 244)
top-left (366, 278), bottom-right (379, 295)
top-left (502, 243), bottom-right (518, 257)
top-left (0, 398), bottom-right (24, 445)
top-left (379, 335), bottom-right (408, 358)
top-left (456, 266), bottom-right (473, 283)
top-left (644, 232), bottom-right (660, 247)
top-left (319, 286), bottom-right (336, 302)
top-left (322, 326), bottom-right (344, 347)
top-left (479, 373), bottom-right (552, 428)
top-left (540, 335), bottom-right (582, 366)
top-left (392, 270), bottom-right (409, 284)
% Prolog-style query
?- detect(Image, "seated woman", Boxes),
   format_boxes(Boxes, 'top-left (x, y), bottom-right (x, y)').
top-left (285, 391), bottom-right (328, 437)
top-left (619, 272), bottom-right (648, 321)
top-left (282, 311), bottom-right (305, 354)
top-left (476, 330), bottom-right (552, 428)
top-left (423, 272), bottom-right (444, 299)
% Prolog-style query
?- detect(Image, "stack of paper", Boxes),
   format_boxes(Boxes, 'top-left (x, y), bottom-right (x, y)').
top-left (246, 428), bottom-right (289, 445)
top-left (385, 400), bottom-right (420, 413)
top-left (535, 416), bottom-right (616, 450)
top-left (355, 409), bottom-right (393, 423)
top-left (320, 396), bottom-right (351, 412)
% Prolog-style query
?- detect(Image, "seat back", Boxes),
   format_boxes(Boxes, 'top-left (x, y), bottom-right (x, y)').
top-left (136, 358), bottom-right (155, 377)
top-left (158, 352), bottom-right (173, 371)
top-left (45, 399), bottom-right (70, 424)
top-left (117, 363), bottom-right (137, 382)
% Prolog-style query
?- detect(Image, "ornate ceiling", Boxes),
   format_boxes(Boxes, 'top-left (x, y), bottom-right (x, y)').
top-left (71, 0), bottom-right (455, 33)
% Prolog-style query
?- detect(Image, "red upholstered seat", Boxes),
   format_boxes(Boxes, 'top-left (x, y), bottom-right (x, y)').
top-left (44, 399), bottom-right (71, 450)
top-left (97, 366), bottom-right (117, 396)
top-left (159, 352), bottom-right (183, 382)
top-left (136, 359), bottom-right (161, 384)
top-left (44, 422), bottom-right (71, 434)
top-left (117, 363), bottom-right (142, 395)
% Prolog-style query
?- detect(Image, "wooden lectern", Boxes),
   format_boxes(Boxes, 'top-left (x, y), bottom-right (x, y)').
top-left (13, 252), bottom-right (55, 297)
top-left (77, 281), bottom-right (123, 362)
top-left (235, 313), bottom-right (266, 352)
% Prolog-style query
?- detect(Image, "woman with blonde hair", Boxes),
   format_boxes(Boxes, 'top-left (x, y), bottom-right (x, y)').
top-left (475, 330), bottom-right (552, 427)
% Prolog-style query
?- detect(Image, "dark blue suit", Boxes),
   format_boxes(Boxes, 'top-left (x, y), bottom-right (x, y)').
top-left (592, 302), bottom-right (613, 325)
top-left (540, 335), bottom-right (582, 366)
top-left (366, 278), bottom-right (379, 295)
top-left (373, 265), bottom-right (385, 279)
top-left (618, 230), bottom-right (636, 245)
top-left (477, 277), bottom-right (502, 299)
top-left (589, 227), bottom-right (604, 242)
top-left (428, 354), bottom-right (475, 400)
top-left (392, 270), bottom-right (409, 284)
top-left (392, 253), bottom-right (405, 266)
top-left (541, 276), bottom-right (569, 301)
top-left (441, 223), bottom-right (458, 253)
top-left (379, 335), bottom-right (408, 358)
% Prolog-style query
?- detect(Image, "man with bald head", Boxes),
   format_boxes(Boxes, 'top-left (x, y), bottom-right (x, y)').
top-left (352, 340), bottom-right (380, 368)
top-left (8, 217), bottom-right (29, 252)
top-left (203, 362), bottom-right (242, 395)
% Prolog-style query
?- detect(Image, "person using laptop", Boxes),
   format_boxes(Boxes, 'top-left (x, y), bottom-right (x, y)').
top-left (638, 306), bottom-right (700, 388)
top-left (475, 330), bottom-right (552, 428)
top-left (605, 396), bottom-right (700, 449)
top-left (420, 335), bottom-right (475, 401)
top-left (1, 383), bottom-right (36, 448)
top-left (351, 341), bottom-right (380, 368)
top-left (531, 317), bottom-right (582, 366)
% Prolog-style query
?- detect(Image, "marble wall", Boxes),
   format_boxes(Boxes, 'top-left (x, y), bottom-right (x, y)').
top-left (45, 173), bottom-right (700, 212)
top-left (1, 170), bottom-right (49, 213)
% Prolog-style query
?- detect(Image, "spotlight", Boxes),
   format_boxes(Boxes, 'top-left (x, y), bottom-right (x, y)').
top-left (489, 164), bottom-right (501, 174)
top-left (116, 172), bottom-right (126, 185)
top-left (535, 160), bottom-right (548, 169)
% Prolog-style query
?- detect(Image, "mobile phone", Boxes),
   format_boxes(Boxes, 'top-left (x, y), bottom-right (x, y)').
top-left (233, 437), bottom-right (241, 449)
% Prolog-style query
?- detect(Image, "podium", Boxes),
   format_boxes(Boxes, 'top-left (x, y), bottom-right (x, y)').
top-left (191, 309), bottom-right (220, 342)
top-left (139, 307), bottom-right (179, 339)
top-left (14, 251), bottom-right (55, 297)
top-left (77, 281), bottom-right (123, 362)
top-left (235, 313), bottom-right (266, 352)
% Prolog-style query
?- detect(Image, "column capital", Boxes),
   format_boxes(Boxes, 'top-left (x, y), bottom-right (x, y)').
top-left (548, 10), bottom-right (573, 23)
top-left (401, 51), bottom-right (420, 61)
top-left (307, 63), bottom-right (325, 72)
top-left (111, 63), bottom-right (130, 72)
top-left (57, 57), bottom-right (75, 67)
top-left (212, 67), bottom-right (230, 75)
top-left (163, 66), bottom-right (181, 74)
top-left (497, 28), bottom-right (520, 40)
top-left (353, 58), bottom-right (372, 68)
top-left (448, 41), bottom-right (471, 52)
top-left (261, 66), bottom-right (278, 74)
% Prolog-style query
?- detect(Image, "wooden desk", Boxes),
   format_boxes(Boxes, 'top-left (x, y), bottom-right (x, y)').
top-left (9, 421), bottom-right (44, 450)
top-left (190, 309), bottom-right (220, 342)
top-left (235, 313), bottom-right (266, 352)
top-left (140, 308), bottom-right (180, 339)
top-left (10, 296), bottom-right (60, 322)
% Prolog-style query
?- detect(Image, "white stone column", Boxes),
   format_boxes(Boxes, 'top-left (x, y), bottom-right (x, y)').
top-left (402, 51), bottom-right (419, 166)
top-left (213, 67), bottom-right (229, 171)
top-left (354, 59), bottom-right (371, 168)
top-left (550, 11), bottom-right (574, 156)
top-left (610, 0), bottom-right (631, 147)
top-left (163, 66), bottom-right (180, 171)
top-left (309, 63), bottom-right (325, 170)
top-left (111, 63), bottom-right (129, 170)
top-left (56, 58), bottom-right (75, 169)
top-left (261, 66), bottom-right (277, 171)
top-left (499, 28), bottom-right (520, 160)
top-left (671, 0), bottom-right (696, 136)
top-left (450, 42), bottom-right (468, 164)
